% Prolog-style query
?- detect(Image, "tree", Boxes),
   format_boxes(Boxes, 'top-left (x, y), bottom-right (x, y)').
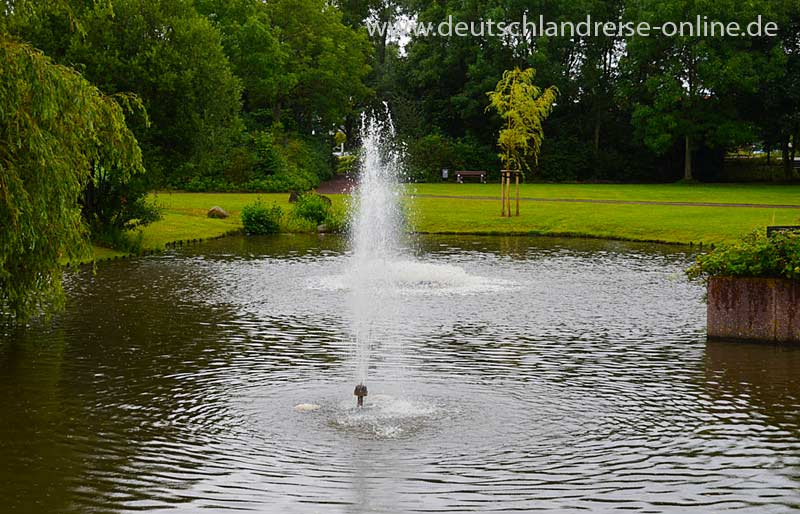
top-left (621, 0), bottom-right (778, 181)
top-left (265, 0), bottom-right (373, 133)
top-left (486, 67), bottom-right (557, 216)
top-left (486, 67), bottom-right (558, 173)
top-left (5, 0), bottom-right (244, 185)
top-left (0, 36), bottom-right (144, 322)
top-left (195, 0), bottom-right (293, 125)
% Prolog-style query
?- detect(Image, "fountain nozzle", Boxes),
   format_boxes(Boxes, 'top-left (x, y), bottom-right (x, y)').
top-left (354, 384), bottom-right (368, 407)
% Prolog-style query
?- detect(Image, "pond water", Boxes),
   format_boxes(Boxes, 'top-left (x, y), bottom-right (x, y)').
top-left (1, 234), bottom-right (799, 513)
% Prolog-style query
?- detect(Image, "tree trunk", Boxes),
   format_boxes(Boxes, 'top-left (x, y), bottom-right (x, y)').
top-left (272, 101), bottom-right (281, 125)
top-left (783, 135), bottom-right (792, 180)
top-left (593, 114), bottom-right (601, 158)
top-left (684, 135), bottom-right (693, 181)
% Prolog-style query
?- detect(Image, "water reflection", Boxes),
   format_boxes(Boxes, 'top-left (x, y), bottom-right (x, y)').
top-left (0, 235), bottom-right (797, 513)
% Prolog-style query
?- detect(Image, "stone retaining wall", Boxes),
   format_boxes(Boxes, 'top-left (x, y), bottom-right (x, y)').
top-left (708, 277), bottom-right (800, 343)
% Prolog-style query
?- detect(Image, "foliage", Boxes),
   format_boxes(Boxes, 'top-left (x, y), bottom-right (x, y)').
top-left (4, 0), bottom-right (243, 185)
top-left (390, 0), bottom-right (799, 183)
top-left (0, 36), bottom-right (144, 322)
top-left (241, 201), bottom-right (283, 235)
top-left (405, 134), bottom-right (497, 182)
top-left (82, 165), bottom-right (162, 248)
top-left (621, 0), bottom-right (778, 180)
top-left (197, 0), bottom-right (372, 133)
top-left (293, 193), bottom-right (332, 225)
top-left (336, 154), bottom-right (359, 175)
top-left (486, 68), bottom-right (558, 173)
top-left (182, 130), bottom-right (329, 192)
top-left (289, 192), bottom-right (346, 231)
top-left (687, 231), bottom-right (800, 282)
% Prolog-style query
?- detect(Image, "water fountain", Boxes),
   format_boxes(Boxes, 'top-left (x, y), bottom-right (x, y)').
top-left (347, 109), bottom-right (405, 407)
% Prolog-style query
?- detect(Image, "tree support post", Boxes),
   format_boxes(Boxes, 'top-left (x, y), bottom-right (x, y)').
top-left (501, 170), bottom-right (507, 216)
top-left (501, 170), bottom-right (520, 217)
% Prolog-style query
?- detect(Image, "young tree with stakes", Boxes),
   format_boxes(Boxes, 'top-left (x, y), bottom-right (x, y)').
top-left (486, 68), bottom-right (557, 216)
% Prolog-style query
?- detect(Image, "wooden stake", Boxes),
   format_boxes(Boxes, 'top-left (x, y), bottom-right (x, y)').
top-left (506, 174), bottom-right (511, 216)
top-left (515, 173), bottom-right (520, 216)
top-left (500, 171), bottom-right (506, 216)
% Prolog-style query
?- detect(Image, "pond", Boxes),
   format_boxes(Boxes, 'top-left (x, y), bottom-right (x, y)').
top-left (1, 234), bottom-right (799, 513)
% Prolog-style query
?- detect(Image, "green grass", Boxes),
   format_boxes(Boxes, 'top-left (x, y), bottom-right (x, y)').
top-left (85, 184), bottom-right (800, 262)
top-left (87, 192), bottom-right (347, 262)
top-left (409, 182), bottom-right (800, 205)
top-left (408, 196), bottom-right (799, 245)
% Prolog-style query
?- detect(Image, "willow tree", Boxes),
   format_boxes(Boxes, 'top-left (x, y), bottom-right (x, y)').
top-left (0, 36), bottom-right (144, 323)
top-left (487, 67), bottom-right (557, 216)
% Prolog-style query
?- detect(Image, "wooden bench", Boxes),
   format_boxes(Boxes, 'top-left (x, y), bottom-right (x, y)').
top-left (455, 170), bottom-right (487, 183)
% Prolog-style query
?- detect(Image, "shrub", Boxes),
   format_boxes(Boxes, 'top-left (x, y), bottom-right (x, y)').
top-left (687, 231), bottom-right (800, 282)
top-left (293, 193), bottom-right (332, 225)
top-left (241, 201), bottom-right (283, 235)
top-left (336, 154), bottom-right (358, 175)
top-left (81, 164), bottom-right (162, 251)
top-left (180, 129), bottom-right (331, 193)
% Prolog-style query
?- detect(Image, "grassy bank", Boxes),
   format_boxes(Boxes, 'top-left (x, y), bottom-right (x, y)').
top-left (410, 196), bottom-right (798, 244)
top-left (88, 192), bottom-right (347, 261)
top-left (409, 182), bottom-right (800, 205)
top-left (88, 184), bottom-right (800, 260)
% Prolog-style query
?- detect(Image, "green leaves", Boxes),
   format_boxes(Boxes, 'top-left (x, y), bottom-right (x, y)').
top-left (0, 36), bottom-right (144, 323)
top-left (687, 231), bottom-right (800, 282)
top-left (486, 67), bottom-right (558, 173)
top-left (241, 201), bottom-right (282, 235)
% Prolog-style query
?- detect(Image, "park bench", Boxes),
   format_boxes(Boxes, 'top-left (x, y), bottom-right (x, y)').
top-left (455, 170), bottom-right (487, 183)
top-left (767, 225), bottom-right (800, 237)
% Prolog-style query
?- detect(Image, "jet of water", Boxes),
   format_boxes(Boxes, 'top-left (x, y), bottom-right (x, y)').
top-left (348, 108), bottom-right (406, 387)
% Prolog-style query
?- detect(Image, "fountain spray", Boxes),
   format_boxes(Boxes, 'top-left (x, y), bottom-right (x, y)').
top-left (348, 107), bottom-right (404, 407)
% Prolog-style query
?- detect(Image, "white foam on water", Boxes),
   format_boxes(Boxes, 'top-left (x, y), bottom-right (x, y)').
top-left (329, 393), bottom-right (440, 440)
top-left (293, 403), bottom-right (321, 412)
top-left (313, 259), bottom-right (512, 295)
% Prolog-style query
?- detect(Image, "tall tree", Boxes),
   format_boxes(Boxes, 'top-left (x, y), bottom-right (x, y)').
top-left (0, 36), bottom-right (144, 322)
top-left (621, 0), bottom-right (779, 180)
top-left (5, 0), bottom-right (243, 185)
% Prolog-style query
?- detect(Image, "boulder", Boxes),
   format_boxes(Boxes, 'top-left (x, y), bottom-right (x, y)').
top-left (207, 206), bottom-right (229, 219)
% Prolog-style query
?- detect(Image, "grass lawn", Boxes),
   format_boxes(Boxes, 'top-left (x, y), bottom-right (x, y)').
top-left (409, 196), bottom-right (799, 245)
top-left (88, 192), bottom-right (333, 261)
top-left (409, 182), bottom-right (800, 205)
top-left (87, 184), bottom-right (800, 261)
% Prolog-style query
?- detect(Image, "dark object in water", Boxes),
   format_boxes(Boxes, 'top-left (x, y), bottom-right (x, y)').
top-left (354, 384), bottom-right (368, 407)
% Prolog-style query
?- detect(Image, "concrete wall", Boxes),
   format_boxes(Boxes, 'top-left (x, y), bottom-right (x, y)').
top-left (708, 277), bottom-right (800, 343)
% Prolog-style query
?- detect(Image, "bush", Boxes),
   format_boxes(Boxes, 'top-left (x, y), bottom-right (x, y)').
top-left (336, 154), bottom-right (358, 175)
top-left (293, 193), bottom-right (332, 225)
top-left (241, 201), bottom-right (283, 235)
top-left (687, 231), bottom-right (800, 282)
top-left (180, 130), bottom-right (331, 193)
top-left (82, 166), bottom-right (162, 251)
